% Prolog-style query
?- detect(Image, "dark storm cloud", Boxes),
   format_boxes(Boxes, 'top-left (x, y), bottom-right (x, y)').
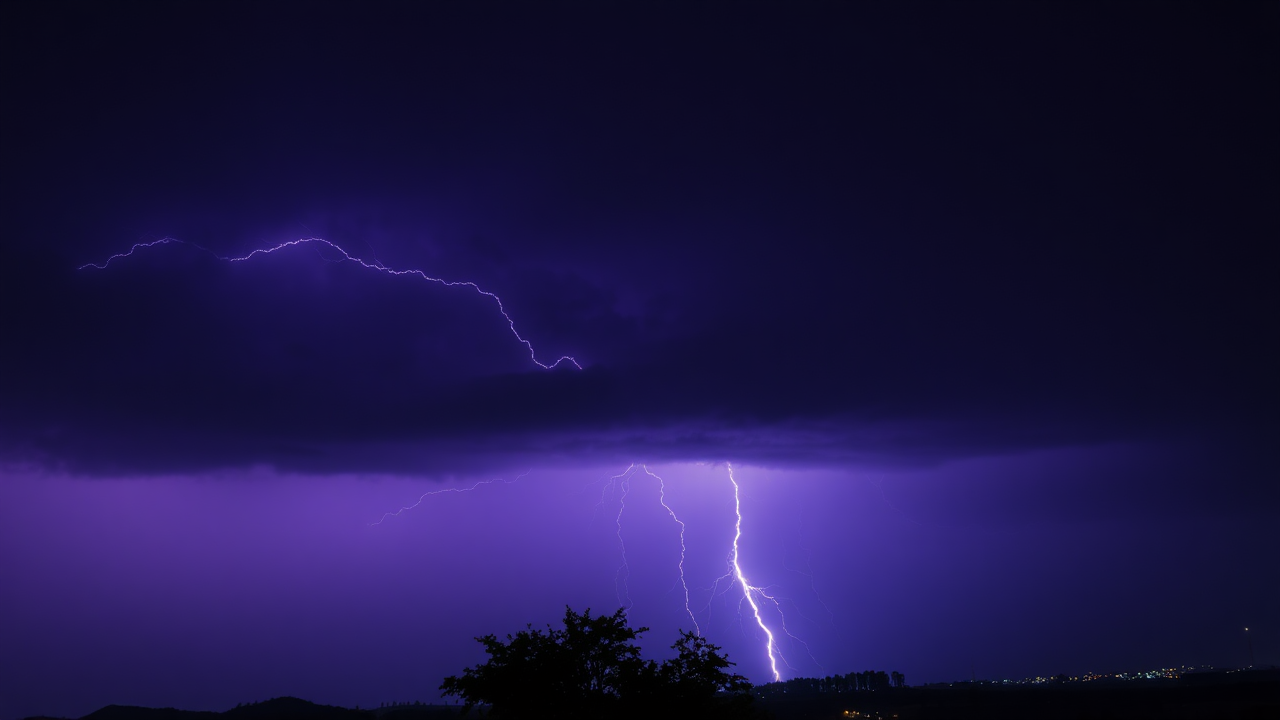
top-left (1, 2), bottom-right (1275, 487)
top-left (3, 8), bottom-right (1280, 718)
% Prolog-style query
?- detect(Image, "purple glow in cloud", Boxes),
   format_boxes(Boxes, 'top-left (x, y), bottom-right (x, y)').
top-left (80, 237), bottom-right (581, 370)
top-left (80, 234), bottom-right (825, 683)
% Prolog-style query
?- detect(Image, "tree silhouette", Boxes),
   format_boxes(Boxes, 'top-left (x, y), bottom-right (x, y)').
top-left (440, 607), bottom-right (754, 719)
top-left (660, 630), bottom-right (753, 716)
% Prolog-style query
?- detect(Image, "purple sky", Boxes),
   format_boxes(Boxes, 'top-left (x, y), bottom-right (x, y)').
top-left (1, 3), bottom-right (1277, 718)
top-left (5, 455), bottom-right (1272, 718)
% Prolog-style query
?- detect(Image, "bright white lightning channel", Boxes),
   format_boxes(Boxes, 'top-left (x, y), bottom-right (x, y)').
top-left (378, 462), bottom-right (816, 683)
top-left (725, 463), bottom-right (783, 682)
top-left (603, 463), bottom-right (816, 681)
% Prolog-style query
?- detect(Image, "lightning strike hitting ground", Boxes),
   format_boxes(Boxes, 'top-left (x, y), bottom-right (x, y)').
top-left (371, 461), bottom-right (816, 683)
top-left (723, 463), bottom-right (784, 682)
top-left (693, 463), bottom-right (823, 682)
top-left (597, 463), bottom-right (812, 680)
top-left (84, 240), bottom-right (810, 675)
top-left (80, 237), bottom-right (580, 370)
top-left (82, 235), bottom-right (820, 681)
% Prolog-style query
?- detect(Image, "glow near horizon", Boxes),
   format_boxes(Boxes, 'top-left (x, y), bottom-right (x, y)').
top-left (381, 462), bottom-right (808, 683)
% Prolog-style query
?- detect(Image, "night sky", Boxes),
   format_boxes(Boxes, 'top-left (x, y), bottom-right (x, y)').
top-left (1, 2), bottom-right (1277, 718)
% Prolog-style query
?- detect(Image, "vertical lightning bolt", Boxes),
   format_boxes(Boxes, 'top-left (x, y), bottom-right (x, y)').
top-left (718, 464), bottom-right (825, 680)
top-left (88, 240), bottom-right (824, 684)
top-left (724, 463), bottom-right (783, 682)
top-left (639, 465), bottom-right (698, 635)
top-left (80, 236), bottom-right (580, 371)
top-left (375, 462), bottom-right (814, 684)
top-left (614, 467), bottom-right (633, 611)
top-left (593, 464), bottom-right (696, 630)
top-left (598, 462), bottom-right (815, 682)
top-left (591, 464), bottom-right (637, 610)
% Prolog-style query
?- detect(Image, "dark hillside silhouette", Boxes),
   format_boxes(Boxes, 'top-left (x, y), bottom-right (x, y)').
top-left (26, 669), bottom-right (1278, 720)
top-left (79, 707), bottom-right (219, 720)
top-left (440, 607), bottom-right (754, 719)
top-left (375, 706), bottom-right (463, 719)
top-left (222, 697), bottom-right (373, 719)
top-left (34, 697), bottom-right (379, 720)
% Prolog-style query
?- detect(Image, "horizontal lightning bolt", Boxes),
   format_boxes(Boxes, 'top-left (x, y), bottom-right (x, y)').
top-left (80, 237), bottom-right (580, 371)
top-left (371, 470), bottom-right (531, 526)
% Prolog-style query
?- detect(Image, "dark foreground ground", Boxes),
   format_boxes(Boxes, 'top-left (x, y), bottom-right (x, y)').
top-left (21, 697), bottom-right (461, 720)
top-left (761, 680), bottom-right (1280, 720)
top-left (22, 679), bottom-right (1280, 720)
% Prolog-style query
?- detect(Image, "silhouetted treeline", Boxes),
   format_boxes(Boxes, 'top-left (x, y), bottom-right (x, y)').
top-left (755, 669), bottom-right (905, 698)
top-left (440, 607), bottom-right (756, 719)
